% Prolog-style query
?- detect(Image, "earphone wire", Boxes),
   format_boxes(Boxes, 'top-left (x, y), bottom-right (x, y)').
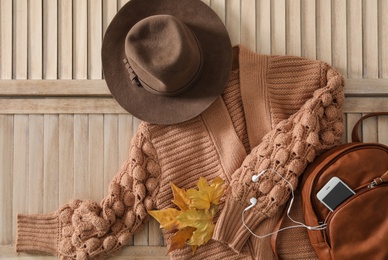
top-left (242, 169), bottom-right (327, 239)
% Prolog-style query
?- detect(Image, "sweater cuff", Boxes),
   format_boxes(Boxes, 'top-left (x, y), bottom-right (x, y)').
top-left (16, 212), bottom-right (60, 256)
top-left (213, 197), bottom-right (266, 253)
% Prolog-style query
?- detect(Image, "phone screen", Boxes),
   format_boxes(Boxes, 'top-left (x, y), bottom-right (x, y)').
top-left (322, 182), bottom-right (354, 210)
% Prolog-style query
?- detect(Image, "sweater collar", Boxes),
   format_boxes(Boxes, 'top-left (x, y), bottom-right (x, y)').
top-left (237, 45), bottom-right (272, 149)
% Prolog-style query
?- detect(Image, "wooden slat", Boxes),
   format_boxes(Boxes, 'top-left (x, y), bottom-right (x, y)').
top-left (28, 115), bottom-right (44, 213)
top-left (316, 0), bottom-right (331, 64)
top-left (28, 0), bottom-right (43, 79)
top-left (286, 0), bottom-right (301, 56)
top-left (301, 0), bottom-right (316, 59)
top-left (379, 0), bottom-right (388, 78)
top-left (344, 79), bottom-right (388, 96)
top-left (89, 115), bottom-right (105, 202)
top-left (363, 0), bottom-right (379, 78)
top-left (362, 113), bottom-right (378, 142)
top-left (332, 0), bottom-right (347, 77)
top-left (241, 0), bottom-right (256, 51)
top-left (104, 115), bottom-right (119, 188)
top-left (88, 0), bottom-right (103, 79)
top-left (0, 80), bottom-right (111, 96)
top-left (58, 0), bottom-right (73, 79)
top-left (256, 0), bottom-right (271, 54)
top-left (74, 0), bottom-right (88, 79)
top-left (43, 0), bottom-right (58, 79)
top-left (0, 0), bottom-right (13, 79)
top-left (0, 115), bottom-right (13, 244)
top-left (58, 115), bottom-right (74, 204)
top-left (12, 115), bottom-right (29, 238)
top-left (347, 0), bottom-right (363, 78)
top-left (14, 0), bottom-right (28, 79)
top-left (343, 97), bottom-right (388, 113)
top-left (0, 98), bottom-right (126, 114)
top-left (271, 0), bottom-right (286, 55)
top-left (43, 114), bottom-right (59, 212)
top-left (74, 114), bottom-right (90, 198)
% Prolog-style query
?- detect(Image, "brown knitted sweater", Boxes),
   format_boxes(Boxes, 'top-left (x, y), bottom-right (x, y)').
top-left (16, 45), bottom-right (344, 260)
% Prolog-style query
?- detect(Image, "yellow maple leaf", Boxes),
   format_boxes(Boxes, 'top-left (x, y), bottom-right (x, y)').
top-left (171, 182), bottom-right (190, 211)
top-left (147, 208), bottom-right (185, 230)
top-left (177, 208), bottom-right (214, 246)
top-left (186, 177), bottom-right (225, 210)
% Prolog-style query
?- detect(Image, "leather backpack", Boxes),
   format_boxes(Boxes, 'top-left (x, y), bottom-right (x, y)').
top-left (300, 112), bottom-right (388, 259)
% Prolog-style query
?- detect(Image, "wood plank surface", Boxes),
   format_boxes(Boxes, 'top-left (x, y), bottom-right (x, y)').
top-left (0, 0), bottom-right (13, 79)
top-left (1, 1), bottom-right (388, 259)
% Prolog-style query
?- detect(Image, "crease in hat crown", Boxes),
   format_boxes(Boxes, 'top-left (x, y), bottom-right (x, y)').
top-left (124, 15), bottom-right (203, 97)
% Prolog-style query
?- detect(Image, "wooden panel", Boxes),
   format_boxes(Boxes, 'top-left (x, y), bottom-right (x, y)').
top-left (301, 0), bottom-right (316, 59)
top-left (363, 0), bottom-right (379, 78)
top-left (43, 0), bottom-right (58, 79)
top-left (43, 114), bottom-right (59, 212)
top-left (316, 0), bottom-right (331, 64)
top-left (286, 0), bottom-right (301, 56)
top-left (0, 0), bottom-right (12, 79)
top-left (1, 1), bottom-right (388, 259)
top-left (58, 0), bottom-right (72, 79)
top-left (347, 0), bottom-right (363, 78)
top-left (14, 0), bottom-right (28, 79)
top-left (0, 115), bottom-right (13, 244)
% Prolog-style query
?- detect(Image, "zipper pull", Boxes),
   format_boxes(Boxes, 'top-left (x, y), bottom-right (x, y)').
top-left (368, 170), bottom-right (388, 188)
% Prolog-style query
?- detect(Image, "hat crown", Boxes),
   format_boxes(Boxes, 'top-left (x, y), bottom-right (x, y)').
top-left (125, 15), bottom-right (202, 96)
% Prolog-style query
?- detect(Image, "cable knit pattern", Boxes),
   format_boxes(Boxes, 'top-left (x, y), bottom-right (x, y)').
top-left (212, 64), bottom-right (344, 253)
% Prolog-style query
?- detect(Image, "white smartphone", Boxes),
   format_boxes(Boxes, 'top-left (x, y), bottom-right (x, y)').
top-left (316, 177), bottom-right (355, 212)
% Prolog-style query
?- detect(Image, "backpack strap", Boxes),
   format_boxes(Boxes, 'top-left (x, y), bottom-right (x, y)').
top-left (351, 112), bottom-right (388, 142)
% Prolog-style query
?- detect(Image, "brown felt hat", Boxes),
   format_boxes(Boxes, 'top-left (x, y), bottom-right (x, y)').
top-left (102, 0), bottom-right (232, 124)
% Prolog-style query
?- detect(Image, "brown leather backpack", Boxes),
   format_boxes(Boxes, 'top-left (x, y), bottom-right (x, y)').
top-left (299, 113), bottom-right (388, 259)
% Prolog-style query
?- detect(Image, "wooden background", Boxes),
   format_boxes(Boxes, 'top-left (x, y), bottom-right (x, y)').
top-left (1, 0), bottom-right (387, 259)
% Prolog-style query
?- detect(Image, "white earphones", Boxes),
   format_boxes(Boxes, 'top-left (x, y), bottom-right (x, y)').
top-left (244, 197), bottom-right (257, 211)
top-left (242, 168), bottom-right (327, 239)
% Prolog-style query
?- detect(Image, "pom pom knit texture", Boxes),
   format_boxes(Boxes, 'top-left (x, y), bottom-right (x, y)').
top-left (16, 46), bottom-right (344, 260)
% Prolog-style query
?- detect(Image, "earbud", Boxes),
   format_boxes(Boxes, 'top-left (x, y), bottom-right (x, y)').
top-left (244, 197), bottom-right (257, 211)
top-left (251, 169), bottom-right (267, 182)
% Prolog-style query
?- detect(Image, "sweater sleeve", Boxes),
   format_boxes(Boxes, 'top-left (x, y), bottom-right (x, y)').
top-left (16, 124), bottom-right (161, 259)
top-left (212, 65), bottom-right (345, 253)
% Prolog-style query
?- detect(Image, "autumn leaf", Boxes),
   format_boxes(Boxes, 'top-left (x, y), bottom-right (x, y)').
top-left (147, 208), bottom-right (185, 230)
top-left (186, 177), bottom-right (225, 210)
top-left (171, 182), bottom-right (190, 211)
top-left (166, 226), bottom-right (196, 255)
top-left (148, 177), bottom-right (226, 255)
top-left (177, 208), bottom-right (214, 246)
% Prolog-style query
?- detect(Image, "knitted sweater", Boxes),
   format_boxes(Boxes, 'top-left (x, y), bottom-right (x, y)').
top-left (16, 45), bottom-right (344, 260)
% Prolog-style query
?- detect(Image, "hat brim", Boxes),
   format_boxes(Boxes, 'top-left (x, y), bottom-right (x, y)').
top-left (102, 0), bottom-right (232, 125)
